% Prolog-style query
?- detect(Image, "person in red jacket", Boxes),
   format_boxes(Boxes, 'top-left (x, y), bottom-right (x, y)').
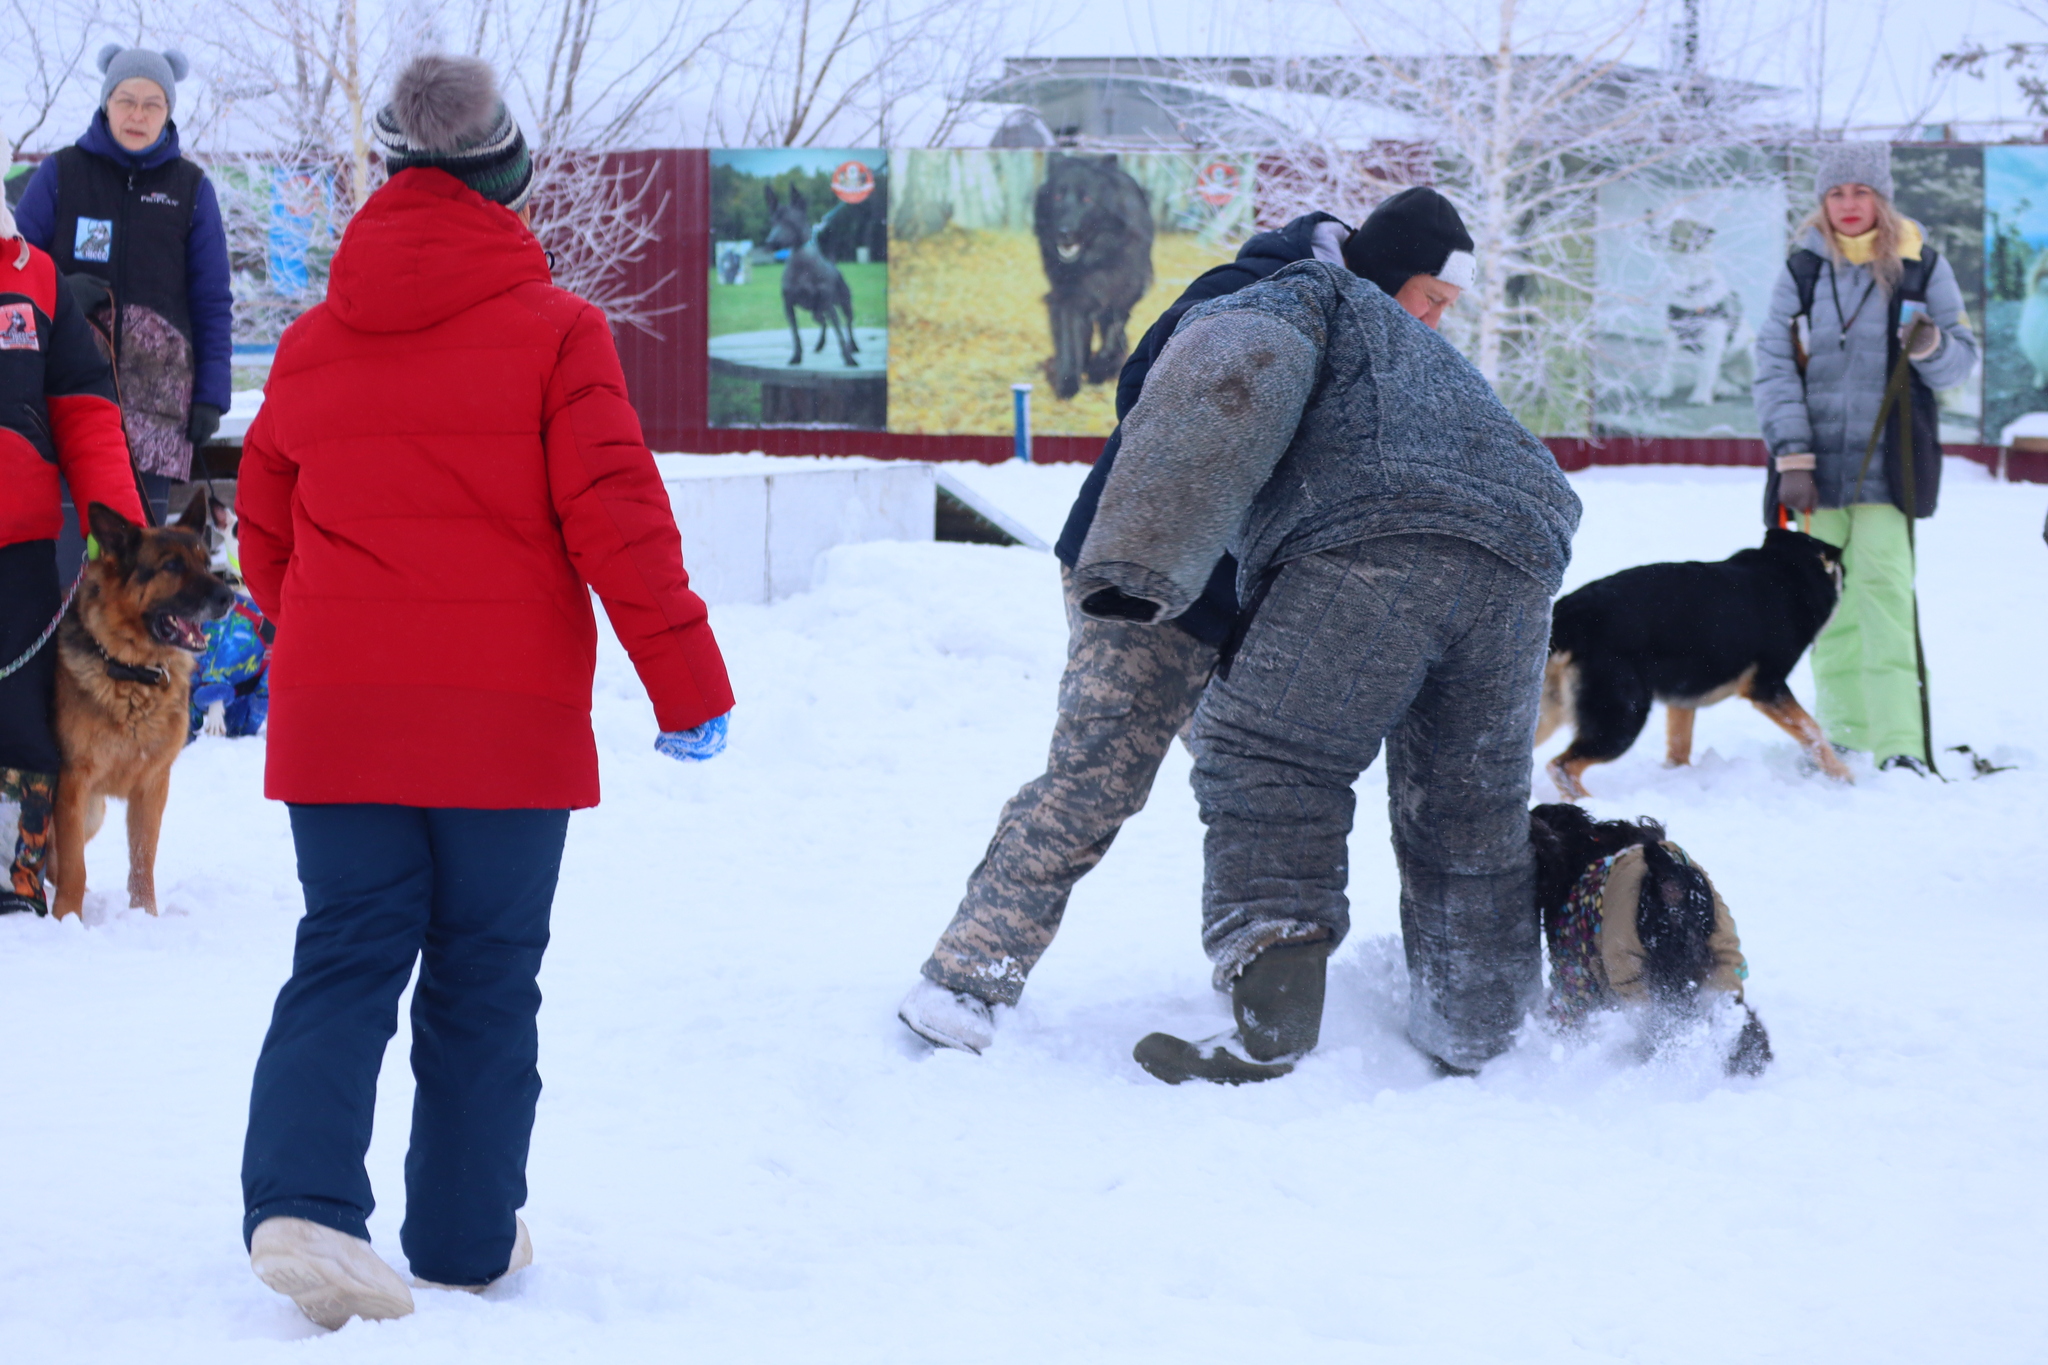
top-left (0, 194), bottom-right (145, 916)
top-left (236, 55), bottom-right (733, 1330)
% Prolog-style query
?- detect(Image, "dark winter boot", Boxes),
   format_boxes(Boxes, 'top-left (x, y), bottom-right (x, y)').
top-left (1231, 937), bottom-right (1335, 1062)
top-left (1132, 1032), bottom-right (1296, 1085)
top-left (1132, 938), bottom-right (1336, 1086)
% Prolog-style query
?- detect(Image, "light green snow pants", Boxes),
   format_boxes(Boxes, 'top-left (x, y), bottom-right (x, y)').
top-left (1805, 503), bottom-right (1927, 762)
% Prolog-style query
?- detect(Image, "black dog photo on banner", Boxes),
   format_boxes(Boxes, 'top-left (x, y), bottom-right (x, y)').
top-left (887, 149), bottom-right (1255, 436)
top-left (708, 149), bottom-right (889, 429)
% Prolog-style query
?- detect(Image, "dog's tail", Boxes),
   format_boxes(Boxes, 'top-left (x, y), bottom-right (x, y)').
top-left (1635, 842), bottom-right (1719, 1010)
top-left (1534, 651), bottom-right (1575, 747)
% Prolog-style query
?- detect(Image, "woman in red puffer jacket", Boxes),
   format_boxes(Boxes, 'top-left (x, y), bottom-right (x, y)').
top-left (0, 195), bottom-right (144, 916)
top-left (236, 54), bottom-right (732, 1329)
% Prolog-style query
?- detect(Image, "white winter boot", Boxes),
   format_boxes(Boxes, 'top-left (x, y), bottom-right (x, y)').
top-left (249, 1216), bottom-right (415, 1330)
top-left (898, 978), bottom-right (996, 1054)
top-left (414, 1217), bottom-right (533, 1293)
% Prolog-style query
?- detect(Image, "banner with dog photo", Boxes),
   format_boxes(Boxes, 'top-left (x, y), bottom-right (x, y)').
top-left (708, 149), bottom-right (889, 429)
top-left (1590, 151), bottom-right (1788, 438)
top-left (1981, 145), bottom-right (2048, 447)
top-left (886, 149), bottom-right (1256, 436)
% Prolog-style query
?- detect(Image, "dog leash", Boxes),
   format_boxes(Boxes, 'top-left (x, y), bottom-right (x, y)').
top-left (0, 563), bottom-right (86, 682)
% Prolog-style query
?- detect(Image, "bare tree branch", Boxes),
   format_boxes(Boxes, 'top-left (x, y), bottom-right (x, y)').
top-left (2, 0), bottom-right (105, 159)
top-left (1166, 0), bottom-right (1793, 433)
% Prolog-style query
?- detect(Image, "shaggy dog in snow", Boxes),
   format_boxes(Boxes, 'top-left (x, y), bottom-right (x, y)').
top-left (48, 500), bottom-right (232, 919)
top-left (1033, 153), bottom-right (1153, 400)
top-left (1530, 803), bottom-right (1771, 1075)
top-left (1537, 528), bottom-right (1849, 800)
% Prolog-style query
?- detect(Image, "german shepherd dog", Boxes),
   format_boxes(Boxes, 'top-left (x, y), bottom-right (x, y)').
top-left (1530, 802), bottom-right (1772, 1076)
top-left (48, 499), bottom-right (232, 919)
top-left (1537, 528), bottom-right (1850, 800)
top-left (763, 182), bottom-right (859, 368)
top-left (1033, 153), bottom-right (1153, 400)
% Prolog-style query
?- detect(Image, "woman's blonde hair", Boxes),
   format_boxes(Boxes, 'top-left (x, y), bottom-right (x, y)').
top-left (1798, 190), bottom-right (1909, 294)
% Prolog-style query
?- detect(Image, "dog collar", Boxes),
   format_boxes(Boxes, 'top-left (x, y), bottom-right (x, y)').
top-left (85, 633), bottom-right (169, 687)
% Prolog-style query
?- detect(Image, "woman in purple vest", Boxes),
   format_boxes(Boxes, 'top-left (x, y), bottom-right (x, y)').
top-left (15, 44), bottom-right (233, 564)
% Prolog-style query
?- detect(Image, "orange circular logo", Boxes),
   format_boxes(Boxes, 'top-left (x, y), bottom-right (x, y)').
top-left (1195, 160), bottom-right (1240, 208)
top-left (831, 160), bottom-right (876, 204)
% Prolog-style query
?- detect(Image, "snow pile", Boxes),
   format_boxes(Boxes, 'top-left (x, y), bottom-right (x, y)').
top-left (2, 462), bottom-right (2046, 1362)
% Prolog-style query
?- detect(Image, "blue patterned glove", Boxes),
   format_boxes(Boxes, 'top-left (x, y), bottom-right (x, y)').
top-left (655, 713), bottom-right (728, 763)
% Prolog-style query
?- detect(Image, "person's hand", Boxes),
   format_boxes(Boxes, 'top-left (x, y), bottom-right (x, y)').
top-left (65, 272), bottom-right (111, 319)
top-left (187, 402), bottom-right (223, 446)
top-left (655, 713), bottom-right (728, 763)
top-left (1778, 468), bottom-right (1819, 513)
top-left (1902, 318), bottom-right (1941, 361)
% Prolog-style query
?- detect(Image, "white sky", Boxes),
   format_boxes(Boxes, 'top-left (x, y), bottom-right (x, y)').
top-left (1026, 0), bottom-right (2048, 134)
top-left (4, 0), bottom-right (2044, 154)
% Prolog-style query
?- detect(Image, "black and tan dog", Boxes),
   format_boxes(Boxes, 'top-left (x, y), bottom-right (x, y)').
top-left (1531, 802), bottom-right (1771, 1076)
top-left (49, 499), bottom-right (233, 920)
top-left (1537, 528), bottom-right (1851, 800)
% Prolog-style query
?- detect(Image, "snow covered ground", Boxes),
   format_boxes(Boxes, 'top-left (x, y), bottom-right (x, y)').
top-left (4, 461), bottom-right (2046, 1363)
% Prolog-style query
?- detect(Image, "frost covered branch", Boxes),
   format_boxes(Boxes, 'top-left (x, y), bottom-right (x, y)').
top-left (1165, 0), bottom-right (1792, 433)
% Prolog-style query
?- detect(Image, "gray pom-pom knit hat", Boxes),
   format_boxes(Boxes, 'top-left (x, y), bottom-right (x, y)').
top-left (98, 44), bottom-right (189, 116)
top-left (373, 53), bottom-right (534, 212)
top-left (1813, 142), bottom-right (1894, 203)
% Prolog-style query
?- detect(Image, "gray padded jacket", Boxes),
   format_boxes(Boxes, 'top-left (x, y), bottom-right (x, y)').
top-left (1073, 260), bottom-right (1581, 622)
top-left (1751, 223), bottom-right (1977, 508)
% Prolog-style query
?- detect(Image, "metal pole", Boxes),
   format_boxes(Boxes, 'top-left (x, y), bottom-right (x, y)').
top-left (1012, 383), bottom-right (1033, 462)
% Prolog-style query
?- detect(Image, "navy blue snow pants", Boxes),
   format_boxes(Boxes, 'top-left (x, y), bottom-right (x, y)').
top-left (241, 804), bottom-right (569, 1286)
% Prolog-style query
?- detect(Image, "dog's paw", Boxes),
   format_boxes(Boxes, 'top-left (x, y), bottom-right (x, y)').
top-left (1813, 745), bottom-right (1855, 784)
top-left (1546, 759), bottom-right (1589, 802)
top-left (201, 700), bottom-right (227, 738)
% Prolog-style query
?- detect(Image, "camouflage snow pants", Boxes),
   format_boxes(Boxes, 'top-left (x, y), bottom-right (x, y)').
top-left (920, 568), bottom-right (1219, 1005)
top-left (1, 769), bottom-right (54, 916)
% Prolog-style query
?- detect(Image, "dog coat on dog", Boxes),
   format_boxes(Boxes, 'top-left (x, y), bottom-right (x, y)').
top-left (188, 594), bottom-right (268, 738)
top-left (1546, 841), bottom-right (1749, 1026)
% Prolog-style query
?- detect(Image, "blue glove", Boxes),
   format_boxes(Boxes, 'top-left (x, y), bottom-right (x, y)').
top-left (655, 713), bottom-right (728, 763)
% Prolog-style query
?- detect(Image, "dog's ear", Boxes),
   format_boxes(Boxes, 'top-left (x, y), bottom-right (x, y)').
top-left (1531, 801), bottom-right (1592, 841)
top-left (86, 501), bottom-right (141, 564)
top-left (788, 183), bottom-right (807, 212)
top-left (176, 488), bottom-right (210, 532)
top-left (764, 183), bottom-right (778, 212)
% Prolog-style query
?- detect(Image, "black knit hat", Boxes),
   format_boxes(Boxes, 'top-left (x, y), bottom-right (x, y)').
top-left (373, 54), bottom-right (534, 212)
top-left (1342, 187), bottom-right (1476, 297)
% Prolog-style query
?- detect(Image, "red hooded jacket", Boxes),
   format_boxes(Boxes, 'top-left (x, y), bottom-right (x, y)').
top-left (237, 170), bottom-right (732, 808)
top-left (0, 232), bottom-right (143, 547)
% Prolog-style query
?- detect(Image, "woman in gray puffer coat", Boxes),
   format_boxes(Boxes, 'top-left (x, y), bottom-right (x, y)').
top-left (1752, 143), bottom-right (1977, 770)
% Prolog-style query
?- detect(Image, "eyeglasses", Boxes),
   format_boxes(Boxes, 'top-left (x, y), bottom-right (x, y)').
top-left (110, 95), bottom-right (168, 116)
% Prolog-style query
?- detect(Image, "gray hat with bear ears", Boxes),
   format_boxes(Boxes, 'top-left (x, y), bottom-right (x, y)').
top-left (98, 44), bottom-right (189, 117)
top-left (1813, 141), bottom-right (1894, 203)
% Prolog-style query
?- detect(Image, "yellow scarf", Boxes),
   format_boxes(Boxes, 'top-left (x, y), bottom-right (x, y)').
top-left (1834, 219), bottom-right (1923, 265)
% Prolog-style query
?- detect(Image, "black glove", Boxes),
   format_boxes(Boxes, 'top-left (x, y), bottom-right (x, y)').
top-left (1777, 469), bottom-right (1819, 514)
top-left (187, 402), bottom-right (223, 446)
top-left (64, 272), bottom-right (112, 319)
